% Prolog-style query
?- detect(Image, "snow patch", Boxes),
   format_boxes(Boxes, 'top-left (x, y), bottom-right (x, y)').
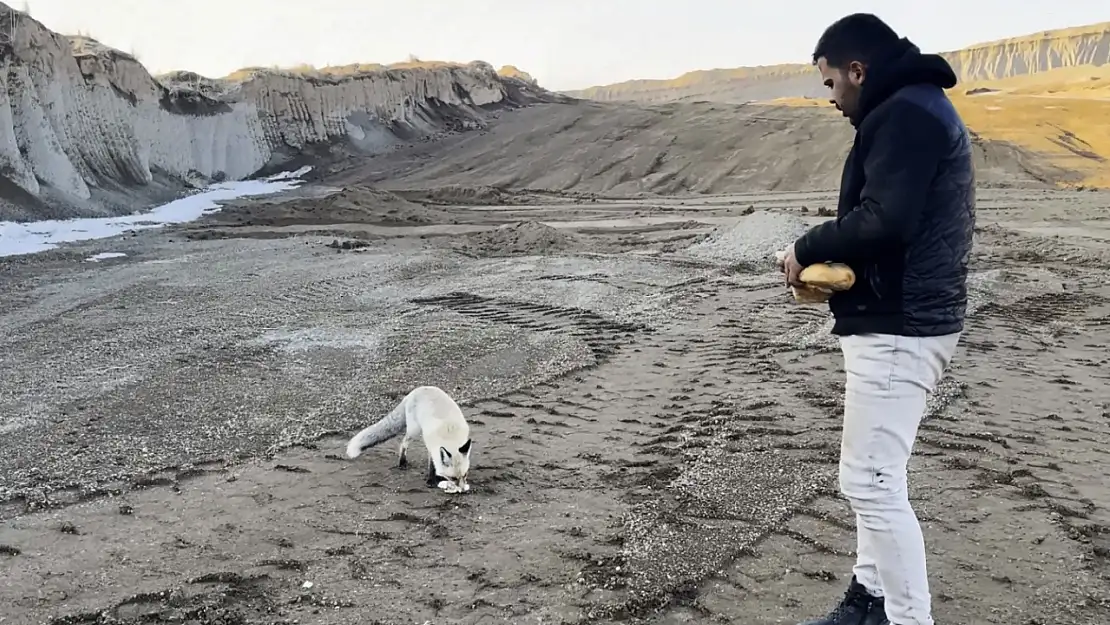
top-left (0, 166), bottom-right (311, 258)
top-left (85, 252), bottom-right (127, 262)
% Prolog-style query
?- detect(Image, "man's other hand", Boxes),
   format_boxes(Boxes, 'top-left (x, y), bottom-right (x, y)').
top-left (781, 246), bottom-right (805, 287)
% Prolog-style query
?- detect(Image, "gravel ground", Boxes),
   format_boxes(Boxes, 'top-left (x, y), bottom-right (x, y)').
top-left (0, 235), bottom-right (697, 507)
top-left (1, 188), bottom-right (1109, 625)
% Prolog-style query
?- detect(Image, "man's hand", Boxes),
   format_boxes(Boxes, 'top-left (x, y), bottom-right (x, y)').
top-left (780, 245), bottom-right (805, 287)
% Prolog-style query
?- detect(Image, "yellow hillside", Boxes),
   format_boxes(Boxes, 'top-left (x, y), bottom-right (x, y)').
top-left (958, 66), bottom-right (1110, 188)
top-left (960, 64), bottom-right (1110, 98)
top-left (771, 66), bottom-right (1110, 188)
top-left (954, 99), bottom-right (1110, 187)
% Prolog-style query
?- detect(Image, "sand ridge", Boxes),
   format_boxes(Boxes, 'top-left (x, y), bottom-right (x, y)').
top-left (315, 99), bottom-right (1077, 199)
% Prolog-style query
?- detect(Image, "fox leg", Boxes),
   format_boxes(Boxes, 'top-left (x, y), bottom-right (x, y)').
top-left (400, 412), bottom-right (421, 470)
top-left (425, 457), bottom-right (439, 487)
top-left (397, 433), bottom-right (415, 469)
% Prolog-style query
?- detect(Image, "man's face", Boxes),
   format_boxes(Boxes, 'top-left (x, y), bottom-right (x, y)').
top-left (817, 57), bottom-right (865, 119)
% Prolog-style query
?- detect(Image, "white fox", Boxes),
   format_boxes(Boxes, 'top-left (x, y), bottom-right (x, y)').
top-left (345, 385), bottom-right (473, 493)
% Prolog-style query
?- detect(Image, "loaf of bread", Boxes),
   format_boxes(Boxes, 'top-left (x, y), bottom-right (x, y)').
top-left (773, 251), bottom-right (856, 304)
top-left (791, 284), bottom-right (836, 303)
top-left (799, 262), bottom-right (856, 291)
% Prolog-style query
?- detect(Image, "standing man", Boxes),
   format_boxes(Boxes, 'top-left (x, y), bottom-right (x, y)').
top-left (779, 13), bottom-right (975, 625)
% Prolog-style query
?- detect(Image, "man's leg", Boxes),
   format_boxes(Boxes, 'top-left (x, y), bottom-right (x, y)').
top-left (852, 510), bottom-right (883, 596)
top-left (837, 332), bottom-right (960, 625)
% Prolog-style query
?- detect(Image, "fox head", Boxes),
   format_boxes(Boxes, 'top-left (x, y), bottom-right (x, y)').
top-left (437, 438), bottom-right (472, 488)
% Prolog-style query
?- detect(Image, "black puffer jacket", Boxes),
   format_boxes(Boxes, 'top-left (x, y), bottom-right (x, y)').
top-left (793, 39), bottom-right (976, 337)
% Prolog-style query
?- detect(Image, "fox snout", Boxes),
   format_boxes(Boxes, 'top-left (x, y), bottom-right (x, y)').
top-left (443, 467), bottom-right (467, 483)
top-left (443, 462), bottom-right (469, 490)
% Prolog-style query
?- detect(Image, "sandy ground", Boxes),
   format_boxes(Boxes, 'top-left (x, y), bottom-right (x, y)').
top-left (2, 180), bottom-right (1110, 625)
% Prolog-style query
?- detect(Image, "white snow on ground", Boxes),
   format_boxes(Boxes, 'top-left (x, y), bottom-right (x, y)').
top-left (0, 167), bottom-right (312, 257)
top-left (85, 252), bottom-right (128, 262)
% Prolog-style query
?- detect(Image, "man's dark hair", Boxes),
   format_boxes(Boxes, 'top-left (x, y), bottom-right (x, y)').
top-left (812, 13), bottom-right (900, 68)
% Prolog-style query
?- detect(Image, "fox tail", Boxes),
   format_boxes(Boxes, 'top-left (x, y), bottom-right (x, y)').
top-left (345, 400), bottom-right (408, 459)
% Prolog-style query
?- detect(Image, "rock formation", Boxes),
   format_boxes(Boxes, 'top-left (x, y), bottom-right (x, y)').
top-left (0, 3), bottom-right (546, 220)
top-left (565, 21), bottom-right (1110, 104)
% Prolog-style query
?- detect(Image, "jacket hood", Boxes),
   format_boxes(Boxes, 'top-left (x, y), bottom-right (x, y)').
top-left (852, 38), bottom-right (958, 126)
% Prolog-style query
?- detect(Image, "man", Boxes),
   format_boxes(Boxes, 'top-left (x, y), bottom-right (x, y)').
top-left (779, 13), bottom-right (975, 625)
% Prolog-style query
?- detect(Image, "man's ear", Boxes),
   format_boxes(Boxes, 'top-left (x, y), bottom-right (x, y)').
top-left (847, 61), bottom-right (865, 86)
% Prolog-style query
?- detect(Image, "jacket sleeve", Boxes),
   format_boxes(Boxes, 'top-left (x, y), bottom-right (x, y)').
top-left (793, 101), bottom-right (950, 266)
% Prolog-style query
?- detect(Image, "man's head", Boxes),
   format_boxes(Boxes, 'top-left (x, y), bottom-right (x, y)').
top-left (812, 13), bottom-right (900, 119)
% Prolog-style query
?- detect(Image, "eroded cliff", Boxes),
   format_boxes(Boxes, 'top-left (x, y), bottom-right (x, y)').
top-left (0, 4), bottom-right (546, 220)
top-left (566, 21), bottom-right (1110, 104)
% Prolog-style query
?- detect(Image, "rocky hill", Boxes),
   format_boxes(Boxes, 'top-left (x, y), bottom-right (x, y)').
top-left (565, 21), bottom-right (1110, 103)
top-left (0, 3), bottom-right (548, 221)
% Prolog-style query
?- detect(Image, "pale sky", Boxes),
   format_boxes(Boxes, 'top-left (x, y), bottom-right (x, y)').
top-left (21, 0), bottom-right (1109, 91)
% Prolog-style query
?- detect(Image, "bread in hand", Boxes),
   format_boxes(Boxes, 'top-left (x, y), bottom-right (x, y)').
top-left (791, 284), bottom-right (833, 303)
top-left (771, 249), bottom-right (857, 303)
top-left (798, 262), bottom-right (856, 292)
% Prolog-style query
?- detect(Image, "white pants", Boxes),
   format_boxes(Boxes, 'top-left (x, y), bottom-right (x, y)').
top-left (838, 332), bottom-right (961, 625)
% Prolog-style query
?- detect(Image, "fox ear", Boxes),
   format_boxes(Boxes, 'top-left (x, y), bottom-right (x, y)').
top-left (459, 439), bottom-right (472, 455)
top-left (439, 446), bottom-right (452, 465)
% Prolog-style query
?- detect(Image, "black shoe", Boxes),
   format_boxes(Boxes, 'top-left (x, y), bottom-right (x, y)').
top-left (798, 576), bottom-right (889, 625)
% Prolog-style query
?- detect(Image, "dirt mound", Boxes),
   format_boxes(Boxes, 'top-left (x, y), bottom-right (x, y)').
top-left (453, 220), bottom-right (587, 257)
top-left (206, 186), bottom-right (454, 227)
top-left (399, 185), bottom-right (521, 206)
